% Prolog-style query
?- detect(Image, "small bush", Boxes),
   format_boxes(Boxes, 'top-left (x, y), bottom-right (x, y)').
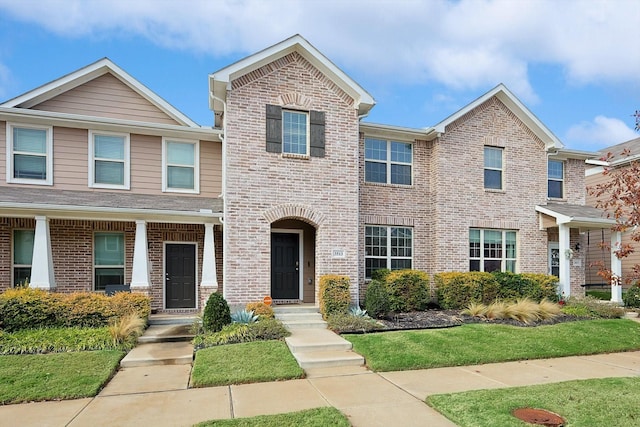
top-left (318, 275), bottom-right (351, 319)
top-left (461, 302), bottom-right (487, 317)
top-left (202, 292), bottom-right (231, 332)
top-left (385, 270), bottom-right (430, 312)
top-left (245, 302), bottom-right (275, 319)
top-left (245, 317), bottom-right (290, 341)
top-left (623, 285), bottom-right (640, 308)
top-left (435, 272), bottom-right (500, 309)
top-left (363, 279), bottom-right (390, 318)
top-left (563, 296), bottom-right (626, 319)
top-left (193, 318), bottom-right (289, 350)
top-left (231, 309), bottom-right (259, 324)
top-left (326, 313), bottom-right (383, 333)
top-left (108, 314), bottom-right (145, 348)
top-left (371, 269), bottom-right (391, 282)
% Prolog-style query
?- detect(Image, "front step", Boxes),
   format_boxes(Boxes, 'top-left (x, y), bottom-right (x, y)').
top-left (137, 324), bottom-right (195, 344)
top-left (149, 314), bottom-right (199, 326)
top-left (285, 328), bottom-right (353, 353)
top-left (120, 342), bottom-right (193, 367)
top-left (280, 319), bottom-right (328, 329)
top-left (292, 350), bottom-right (365, 370)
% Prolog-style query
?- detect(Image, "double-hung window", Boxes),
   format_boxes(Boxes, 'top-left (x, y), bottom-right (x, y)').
top-left (484, 146), bottom-right (503, 190)
top-left (548, 160), bottom-right (564, 199)
top-left (282, 110), bottom-right (309, 155)
top-left (365, 225), bottom-right (413, 278)
top-left (265, 105), bottom-right (325, 157)
top-left (163, 138), bottom-right (199, 193)
top-left (13, 229), bottom-right (34, 286)
top-left (94, 232), bottom-right (125, 291)
top-left (7, 124), bottom-right (53, 185)
top-left (364, 138), bottom-right (412, 185)
top-left (89, 131), bottom-right (130, 189)
top-left (469, 229), bottom-right (516, 273)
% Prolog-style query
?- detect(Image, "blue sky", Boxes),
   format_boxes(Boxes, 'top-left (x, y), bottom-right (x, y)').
top-left (0, 0), bottom-right (638, 152)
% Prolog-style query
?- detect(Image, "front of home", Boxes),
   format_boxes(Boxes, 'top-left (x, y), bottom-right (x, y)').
top-left (0, 35), bottom-right (622, 311)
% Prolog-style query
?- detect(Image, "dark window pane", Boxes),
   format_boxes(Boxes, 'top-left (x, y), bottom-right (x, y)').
top-left (366, 258), bottom-right (387, 279)
top-left (484, 260), bottom-right (502, 273)
top-left (391, 164), bottom-right (411, 185)
top-left (390, 259), bottom-right (411, 270)
top-left (13, 267), bottom-right (31, 287)
top-left (469, 260), bottom-right (480, 271)
top-left (548, 180), bottom-right (563, 198)
top-left (14, 154), bottom-right (46, 179)
top-left (484, 170), bottom-right (502, 189)
top-left (365, 161), bottom-right (386, 183)
top-left (390, 142), bottom-right (412, 163)
top-left (95, 268), bottom-right (125, 291)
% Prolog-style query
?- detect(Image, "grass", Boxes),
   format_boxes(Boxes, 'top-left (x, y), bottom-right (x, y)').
top-left (586, 290), bottom-right (612, 300)
top-left (0, 327), bottom-right (132, 354)
top-left (196, 407), bottom-right (350, 427)
top-left (427, 377), bottom-right (640, 427)
top-left (0, 350), bottom-right (124, 404)
top-left (191, 340), bottom-right (304, 387)
top-left (345, 319), bottom-right (640, 371)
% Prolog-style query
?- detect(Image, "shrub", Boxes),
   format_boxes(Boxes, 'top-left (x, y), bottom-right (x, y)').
top-left (349, 306), bottom-right (369, 317)
top-left (245, 302), bottom-right (275, 319)
top-left (435, 272), bottom-right (500, 309)
top-left (193, 318), bottom-right (289, 350)
top-left (202, 292), bottom-right (231, 332)
top-left (326, 313), bottom-right (383, 333)
top-left (110, 292), bottom-right (151, 320)
top-left (385, 270), bottom-right (430, 312)
top-left (563, 296), bottom-right (626, 319)
top-left (108, 314), bottom-right (145, 348)
top-left (318, 275), bottom-right (351, 319)
top-left (371, 268), bottom-right (391, 282)
top-left (363, 279), bottom-right (390, 318)
top-left (0, 288), bottom-right (58, 331)
top-left (231, 309), bottom-right (259, 324)
top-left (623, 285), bottom-right (640, 308)
top-left (514, 273), bottom-right (560, 301)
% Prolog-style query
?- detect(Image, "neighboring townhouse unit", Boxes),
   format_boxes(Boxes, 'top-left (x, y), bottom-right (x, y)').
top-left (585, 136), bottom-right (640, 291)
top-left (0, 34), bottom-right (621, 310)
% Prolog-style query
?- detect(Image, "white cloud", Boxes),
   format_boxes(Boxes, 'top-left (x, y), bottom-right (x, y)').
top-left (0, 0), bottom-right (637, 100)
top-left (565, 116), bottom-right (638, 150)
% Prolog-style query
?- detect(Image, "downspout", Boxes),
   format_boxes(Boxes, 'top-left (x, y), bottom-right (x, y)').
top-left (210, 92), bottom-right (227, 297)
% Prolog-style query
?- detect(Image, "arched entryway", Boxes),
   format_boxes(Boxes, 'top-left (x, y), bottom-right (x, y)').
top-left (271, 219), bottom-right (316, 303)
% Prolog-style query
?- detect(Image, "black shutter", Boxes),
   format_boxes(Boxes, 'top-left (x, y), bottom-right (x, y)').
top-left (309, 110), bottom-right (325, 157)
top-left (266, 104), bottom-right (282, 153)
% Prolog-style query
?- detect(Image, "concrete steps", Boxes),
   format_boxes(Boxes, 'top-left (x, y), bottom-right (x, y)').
top-left (274, 306), bottom-right (365, 371)
top-left (120, 315), bottom-right (195, 368)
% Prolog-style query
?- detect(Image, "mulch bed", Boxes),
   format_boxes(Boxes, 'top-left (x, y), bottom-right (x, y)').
top-left (376, 310), bottom-right (582, 331)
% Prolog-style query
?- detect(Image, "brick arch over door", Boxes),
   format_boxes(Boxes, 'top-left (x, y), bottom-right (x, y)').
top-left (262, 204), bottom-right (326, 229)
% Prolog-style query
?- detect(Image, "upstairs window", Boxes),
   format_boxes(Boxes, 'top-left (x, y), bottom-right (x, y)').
top-left (94, 232), bottom-right (125, 291)
top-left (7, 124), bottom-right (53, 185)
top-left (548, 160), bottom-right (564, 199)
top-left (365, 138), bottom-right (412, 185)
top-left (266, 105), bottom-right (325, 157)
top-left (163, 139), bottom-right (199, 193)
top-left (89, 131), bottom-right (130, 189)
top-left (484, 146), bottom-right (503, 190)
top-left (13, 229), bottom-right (34, 287)
top-left (365, 225), bottom-right (413, 278)
top-left (469, 229), bottom-right (516, 273)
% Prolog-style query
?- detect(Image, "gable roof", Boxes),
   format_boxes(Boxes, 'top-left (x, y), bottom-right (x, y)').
top-left (590, 136), bottom-right (640, 166)
top-left (1, 58), bottom-right (200, 128)
top-left (209, 34), bottom-right (375, 116)
top-left (433, 84), bottom-right (564, 150)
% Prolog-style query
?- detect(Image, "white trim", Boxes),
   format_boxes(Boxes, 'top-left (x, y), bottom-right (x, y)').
top-left (130, 220), bottom-right (150, 288)
top-left (282, 109), bottom-right (310, 156)
top-left (88, 130), bottom-right (130, 190)
top-left (483, 146), bottom-right (503, 190)
top-left (364, 137), bottom-right (413, 186)
top-left (162, 138), bottom-right (200, 194)
top-left (469, 228), bottom-right (517, 273)
top-left (547, 159), bottom-right (564, 200)
top-left (6, 122), bottom-right (53, 186)
top-left (271, 228), bottom-right (304, 300)
top-left (30, 216), bottom-right (56, 289)
top-left (364, 225), bottom-right (414, 279)
top-left (163, 241), bottom-right (199, 310)
top-left (201, 223), bottom-right (218, 289)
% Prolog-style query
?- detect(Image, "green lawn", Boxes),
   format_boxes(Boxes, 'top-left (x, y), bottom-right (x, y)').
top-left (0, 350), bottom-right (124, 404)
top-left (345, 319), bottom-right (640, 371)
top-left (427, 377), bottom-right (640, 427)
top-left (191, 340), bottom-right (304, 387)
top-left (196, 407), bottom-right (350, 427)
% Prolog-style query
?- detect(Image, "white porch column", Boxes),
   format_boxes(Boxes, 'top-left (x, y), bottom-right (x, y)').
top-left (130, 220), bottom-right (150, 288)
top-left (30, 216), bottom-right (56, 289)
top-left (610, 230), bottom-right (623, 303)
top-left (558, 223), bottom-right (571, 298)
top-left (201, 223), bottom-right (218, 289)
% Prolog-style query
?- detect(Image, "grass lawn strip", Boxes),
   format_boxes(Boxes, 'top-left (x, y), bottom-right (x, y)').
top-left (0, 350), bottom-right (124, 404)
top-left (0, 327), bottom-right (120, 354)
top-left (345, 319), bottom-right (640, 371)
top-left (427, 377), bottom-right (640, 427)
top-left (191, 340), bottom-right (304, 387)
top-left (196, 407), bottom-right (350, 426)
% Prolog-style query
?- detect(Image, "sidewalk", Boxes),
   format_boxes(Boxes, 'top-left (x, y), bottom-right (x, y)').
top-left (1, 350), bottom-right (639, 427)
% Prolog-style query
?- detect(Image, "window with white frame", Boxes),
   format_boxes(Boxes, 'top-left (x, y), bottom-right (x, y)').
top-left (163, 139), bottom-right (199, 193)
top-left (484, 146), bottom-right (503, 190)
top-left (548, 160), bottom-right (564, 199)
top-left (6, 124), bottom-right (53, 185)
top-left (469, 229), bottom-right (516, 273)
top-left (365, 138), bottom-right (412, 185)
top-left (94, 232), bottom-right (125, 291)
top-left (282, 110), bottom-right (309, 155)
top-left (13, 229), bottom-right (34, 286)
top-left (89, 131), bottom-right (130, 189)
top-left (365, 225), bottom-right (413, 278)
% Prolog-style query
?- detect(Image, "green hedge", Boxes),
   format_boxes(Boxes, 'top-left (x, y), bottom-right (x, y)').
top-left (0, 288), bottom-right (150, 332)
top-left (386, 270), bottom-right (430, 312)
top-left (434, 271), bottom-right (558, 309)
top-left (319, 275), bottom-right (351, 319)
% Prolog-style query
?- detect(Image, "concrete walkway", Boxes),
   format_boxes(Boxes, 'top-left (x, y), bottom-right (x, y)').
top-left (1, 350), bottom-right (639, 427)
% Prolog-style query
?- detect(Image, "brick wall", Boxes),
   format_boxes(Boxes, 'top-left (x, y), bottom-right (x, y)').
top-left (223, 51), bottom-right (360, 304)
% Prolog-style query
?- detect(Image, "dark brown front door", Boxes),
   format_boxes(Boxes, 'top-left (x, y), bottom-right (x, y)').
top-left (271, 233), bottom-right (300, 299)
top-left (165, 243), bottom-right (196, 309)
